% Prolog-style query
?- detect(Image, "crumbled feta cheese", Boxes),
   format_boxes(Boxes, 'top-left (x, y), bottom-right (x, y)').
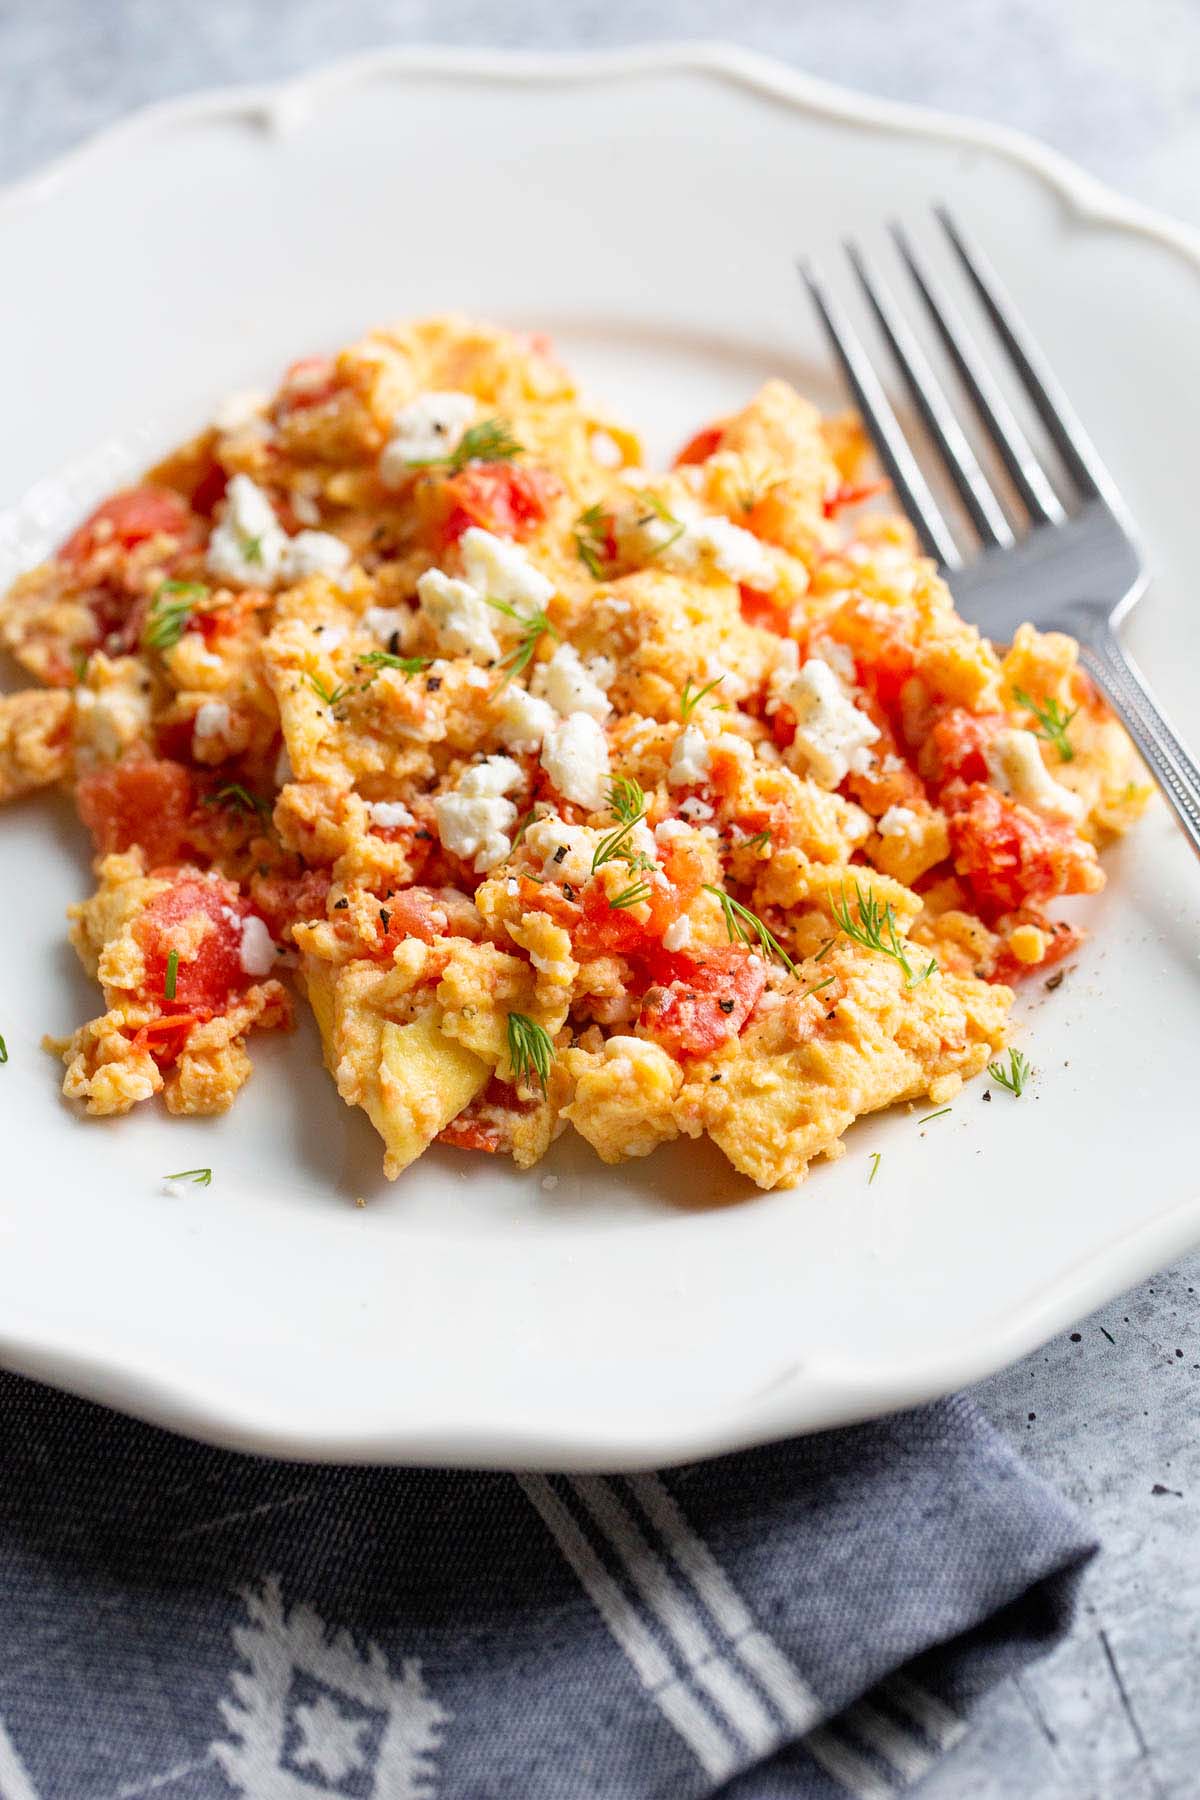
top-left (368, 800), bottom-right (415, 830)
top-left (291, 490), bottom-right (322, 526)
top-left (655, 818), bottom-right (690, 844)
top-left (662, 915), bottom-right (692, 951)
top-left (213, 388), bottom-right (269, 431)
top-left (464, 667), bottom-right (490, 689)
top-left (192, 699), bottom-right (232, 744)
top-left (458, 755), bottom-right (524, 798)
top-left (432, 757), bottom-right (525, 870)
top-left (238, 914), bottom-right (276, 978)
top-left (459, 528), bottom-right (554, 612)
top-left (541, 714), bottom-right (610, 809)
top-left (524, 816), bottom-right (596, 884)
top-left (363, 605), bottom-right (413, 646)
top-left (74, 672), bottom-right (153, 761)
top-left (589, 430), bottom-right (623, 468)
top-left (533, 642), bottom-right (612, 720)
top-left (986, 729), bottom-right (1083, 820)
top-left (877, 805), bottom-right (921, 844)
top-left (312, 625), bottom-right (346, 652)
top-left (207, 474), bottom-right (287, 588)
top-left (678, 511), bottom-right (778, 589)
top-left (416, 569), bottom-right (501, 662)
top-left (378, 391), bottom-right (477, 485)
top-left (280, 530), bottom-right (352, 582)
top-left (678, 795), bottom-right (714, 822)
top-left (494, 685), bottom-right (556, 753)
top-left (779, 659), bottom-right (880, 788)
top-left (669, 725), bottom-right (712, 787)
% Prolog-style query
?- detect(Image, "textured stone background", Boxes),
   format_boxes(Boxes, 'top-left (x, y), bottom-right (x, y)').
top-left (4, 3), bottom-right (1199, 1794)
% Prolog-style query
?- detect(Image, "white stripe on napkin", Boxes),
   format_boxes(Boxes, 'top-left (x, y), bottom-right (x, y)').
top-left (0, 1716), bottom-right (40, 1800)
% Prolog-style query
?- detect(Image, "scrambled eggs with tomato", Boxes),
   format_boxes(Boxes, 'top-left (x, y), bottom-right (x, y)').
top-left (0, 319), bottom-right (1149, 1189)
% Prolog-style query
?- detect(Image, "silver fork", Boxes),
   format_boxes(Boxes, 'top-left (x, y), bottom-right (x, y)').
top-left (800, 206), bottom-right (1200, 861)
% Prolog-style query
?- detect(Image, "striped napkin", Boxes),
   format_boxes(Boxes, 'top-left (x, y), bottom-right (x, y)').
top-left (0, 1375), bottom-right (1093, 1797)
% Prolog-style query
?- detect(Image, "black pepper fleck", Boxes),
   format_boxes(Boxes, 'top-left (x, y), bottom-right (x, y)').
top-left (982, 1090), bottom-right (992, 1103)
top-left (1045, 969), bottom-right (1066, 991)
top-left (710, 1073), bottom-right (722, 1082)
top-left (387, 629), bottom-right (402, 654)
top-left (553, 845), bottom-right (568, 864)
top-left (719, 999), bottom-right (735, 1014)
top-left (1070, 1332), bottom-right (1081, 1342)
top-left (334, 898), bottom-right (348, 910)
top-left (379, 909), bottom-right (391, 930)
top-left (426, 676), bottom-right (442, 692)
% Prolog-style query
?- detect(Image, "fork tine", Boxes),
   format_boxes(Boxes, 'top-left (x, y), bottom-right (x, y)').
top-left (889, 222), bottom-right (1066, 527)
top-left (797, 259), bottom-right (961, 571)
top-left (935, 205), bottom-right (1109, 503)
top-left (845, 240), bottom-right (1015, 551)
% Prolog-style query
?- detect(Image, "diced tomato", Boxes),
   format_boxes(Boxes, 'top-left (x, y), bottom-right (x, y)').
top-left (439, 1118), bottom-right (503, 1153)
top-left (738, 584), bottom-right (786, 631)
top-left (76, 759), bottom-right (196, 866)
top-left (928, 708), bottom-right (1007, 788)
top-left (438, 1075), bottom-right (530, 1153)
top-left (822, 479), bottom-right (888, 518)
top-left (441, 462), bottom-right (562, 543)
top-left (673, 423), bottom-right (725, 468)
top-left (248, 868), bottom-right (332, 940)
top-left (278, 354), bottom-right (339, 410)
top-left (59, 487), bottom-right (194, 564)
top-left (189, 459), bottom-right (229, 519)
top-left (992, 918), bottom-right (1085, 986)
top-left (947, 784), bottom-right (1101, 914)
top-left (638, 943), bottom-right (767, 1058)
top-left (377, 887), bottom-right (454, 949)
top-left (846, 699), bottom-right (928, 817)
top-left (133, 873), bottom-right (255, 1014)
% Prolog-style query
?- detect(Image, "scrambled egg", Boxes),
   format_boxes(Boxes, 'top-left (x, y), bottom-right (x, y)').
top-left (0, 318), bottom-right (1150, 1189)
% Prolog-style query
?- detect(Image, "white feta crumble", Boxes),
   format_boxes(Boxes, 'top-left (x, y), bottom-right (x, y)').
top-left (678, 511), bottom-right (779, 589)
top-left (460, 527), bottom-right (555, 613)
top-left (533, 642), bottom-right (612, 721)
top-left (206, 474), bottom-right (287, 588)
top-left (74, 672), bottom-right (153, 762)
top-left (985, 729), bottom-right (1083, 821)
top-left (493, 684), bottom-right (556, 752)
top-left (238, 914), bottom-right (276, 978)
top-left (433, 756), bottom-right (524, 872)
top-left (877, 805), bottom-right (921, 844)
top-left (290, 490), bottom-right (322, 527)
top-left (464, 667), bottom-right (491, 689)
top-left (662, 915), bottom-right (692, 951)
top-left (589, 429), bottom-right (624, 468)
top-left (668, 725), bottom-right (712, 787)
top-left (655, 817), bottom-right (691, 844)
top-left (363, 605), bottom-right (413, 647)
top-left (541, 713), bottom-right (610, 809)
top-left (368, 800), bottom-right (415, 830)
top-left (311, 625), bottom-right (346, 652)
top-left (524, 816), bottom-right (596, 884)
top-left (416, 569), bottom-right (501, 662)
top-left (779, 659), bottom-right (880, 789)
top-left (279, 530), bottom-right (352, 582)
top-left (192, 699), bottom-right (232, 744)
top-left (678, 795), bottom-right (714, 822)
top-left (378, 391), bottom-right (477, 485)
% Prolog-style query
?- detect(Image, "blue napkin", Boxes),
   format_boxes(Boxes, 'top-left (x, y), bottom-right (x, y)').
top-left (0, 1374), bottom-right (1092, 1798)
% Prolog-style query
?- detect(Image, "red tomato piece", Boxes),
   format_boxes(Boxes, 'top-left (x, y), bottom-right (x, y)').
top-left (439, 1118), bottom-right (503, 1153)
top-left (639, 943), bottom-right (767, 1059)
top-left (991, 918), bottom-right (1085, 986)
top-left (133, 873), bottom-right (254, 1014)
top-left (822, 479), bottom-right (888, 518)
top-left (441, 463), bottom-right (562, 543)
top-left (947, 784), bottom-right (1101, 914)
top-left (673, 423), bottom-right (725, 467)
top-left (59, 487), bottom-right (194, 564)
top-left (248, 868), bottom-right (332, 940)
top-left (738, 584), bottom-right (786, 632)
top-left (928, 709), bottom-right (1007, 788)
top-left (278, 354), bottom-right (339, 410)
top-left (76, 759), bottom-right (196, 866)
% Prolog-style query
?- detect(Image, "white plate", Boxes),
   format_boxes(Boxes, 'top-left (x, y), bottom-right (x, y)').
top-left (2, 44), bottom-right (1199, 1468)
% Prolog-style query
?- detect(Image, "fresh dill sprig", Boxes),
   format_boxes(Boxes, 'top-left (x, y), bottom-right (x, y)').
top-left (830, 880), bottom-right (936, 988)
top-left (242, 534), bottom-right (264, 566)
top-left (414, 417), bottom-right (524, 473)
top-left (868, 1151), bottom-right (881, 1185)
top-left (606, 776), bottom-right (645, 825)
top-left (702, 884), bottom-right (795, 974)
top-left (1012, 686), bottom-right (1079, 762)
top-left (358, 650), bottom-right (431, 678)
top-left (143, 580), bottom-right (207, 651)
top-left (0, 1033), bottom-right (7, 1064)
top-left (202, 783), bottom-right (272, 822)
top-left (306, 673), bottom-right (352, 708)
top-left (165, 1167), bottom-right (212, 1187)
top-left (988, 1046), bottom-right (1031, 1097)
top-left (797, 974), bottom-right (836, 1003)
top-left (635, 491), bottom-right (686, 559)
top-left (592, 814), bottom-right (647, 872)
top-left (737, 829), bottom-right (772, 853)
top-left (506, 1012), bottom-right (554, 1095)
top-left (679, 675), bottom-right (725, 723)
top-left (71, 650), bottom-right (91, 685)
top-left (164, 950), bottom-right (179, 1001)
top-left (487, 599), bottom-right (558, 684)
top-left (609, 880), bottom-right (653, 911)
top-left (574, 503), bottom-right (611, 579)
top-left (919, 1107), bottom-right (953, 1125)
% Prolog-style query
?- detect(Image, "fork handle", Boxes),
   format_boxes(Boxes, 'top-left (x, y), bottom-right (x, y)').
top-left (1078, 622), bottom-right (1200, 861)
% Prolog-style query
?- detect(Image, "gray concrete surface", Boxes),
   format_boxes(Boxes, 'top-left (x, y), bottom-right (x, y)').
top-left (3, 2), bottom-right (1199, 1793)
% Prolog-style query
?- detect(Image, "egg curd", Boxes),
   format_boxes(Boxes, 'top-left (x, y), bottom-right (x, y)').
top-left (0, 319), bottom-right (1150, 1189)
